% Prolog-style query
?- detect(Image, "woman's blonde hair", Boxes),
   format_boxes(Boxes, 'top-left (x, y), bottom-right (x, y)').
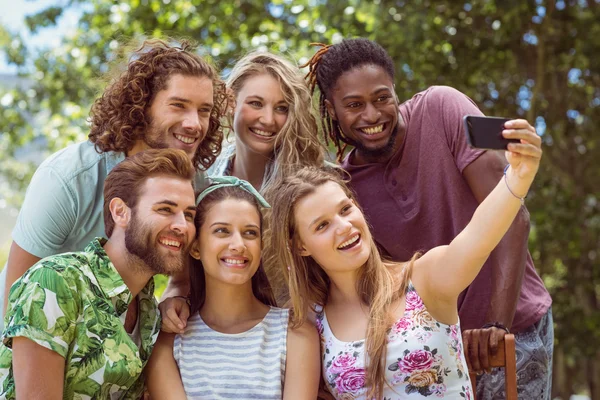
top-left (226, 51), bottom-right (328, 303)
top-left (269, 166), bottom-right (417, 399)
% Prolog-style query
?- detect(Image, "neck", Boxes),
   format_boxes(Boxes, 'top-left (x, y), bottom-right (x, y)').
top-left (126, 140), bottom-right (149, 158)
top-left (201, 277), bottom-right (266, 327)
top-left (103, 235), bottom-right (154, 299)
top-left (231, 138), bottom-right (271, 190)
top-left (326, 268), bottom-right (363, 307)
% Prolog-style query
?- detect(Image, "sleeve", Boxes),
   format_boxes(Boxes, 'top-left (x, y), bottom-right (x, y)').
top-left (427, 86), bottom-right (487, 173)
top-left (2, 264), bottom-right (79, 358)
top-left (11, 165), bottom-right (77, 258)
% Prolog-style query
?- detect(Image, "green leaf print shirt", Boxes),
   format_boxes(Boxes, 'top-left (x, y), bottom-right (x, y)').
top-left (0, 238), bottom-right (160, 400)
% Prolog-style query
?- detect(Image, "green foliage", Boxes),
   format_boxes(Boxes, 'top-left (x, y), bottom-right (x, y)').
top-left (1, 0), bottom-right (598, 397)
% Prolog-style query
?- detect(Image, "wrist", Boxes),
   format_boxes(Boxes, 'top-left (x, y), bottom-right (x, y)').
top-left (503, 165), bottom-right (529, 202)
top-left (482, 321), bottom-right (510, 333)
top-left (172, 295), bottom-right (191, 307)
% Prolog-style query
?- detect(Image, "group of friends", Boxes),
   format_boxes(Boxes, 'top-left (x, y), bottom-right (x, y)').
top-left (0, 38), bottom-right (552, 399)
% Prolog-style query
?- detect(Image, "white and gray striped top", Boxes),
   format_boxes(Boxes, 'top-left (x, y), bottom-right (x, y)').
top-left (173, 307), bottom-right (289, 399)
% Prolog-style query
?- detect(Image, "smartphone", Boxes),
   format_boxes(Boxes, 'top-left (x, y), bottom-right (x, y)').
top-left (463, 115), bottom-right (519, 150)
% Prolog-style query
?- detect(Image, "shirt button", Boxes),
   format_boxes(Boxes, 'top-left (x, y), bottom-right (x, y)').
top-left (401, 194), bottom-right (407, 201)
top-left (392, 179), bottom-right (397, 186)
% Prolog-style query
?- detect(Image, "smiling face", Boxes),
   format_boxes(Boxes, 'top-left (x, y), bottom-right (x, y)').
top-left (144, 74), bottom-right (214, 160)
top-left (124, 175), bottom-right (196, 275)
top-left (326, 64), bottom-right (403, 164)
top-left (233, 73), bottom-right (289, 156)
top-left (293, 181), bottom-right (372, 276)
top-left (192, 198), bottom-right (262, 287)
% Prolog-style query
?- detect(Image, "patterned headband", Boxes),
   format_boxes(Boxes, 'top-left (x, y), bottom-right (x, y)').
top-left (196, 175), bottom-right (271, 208)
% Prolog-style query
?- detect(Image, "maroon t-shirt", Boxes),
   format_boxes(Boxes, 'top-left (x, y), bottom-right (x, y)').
top-left (341, 86), bottom-right (551, 332)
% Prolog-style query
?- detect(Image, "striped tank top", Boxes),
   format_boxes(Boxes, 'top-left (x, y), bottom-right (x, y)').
top-left (173, 307), bottom-right (289, 399)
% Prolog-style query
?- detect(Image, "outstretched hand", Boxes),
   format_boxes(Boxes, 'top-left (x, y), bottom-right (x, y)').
top-left (503, 119), bottom-right (543, 196)
top-left (158, 296), bottom-right (191, 334)
top-left (462, 327), bottom-right (507, 373)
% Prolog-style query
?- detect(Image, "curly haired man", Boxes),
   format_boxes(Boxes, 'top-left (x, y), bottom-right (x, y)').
top-left (1, 39), bottom-right (227, 326)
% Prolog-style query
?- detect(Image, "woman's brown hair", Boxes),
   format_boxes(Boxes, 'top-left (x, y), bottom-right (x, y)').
top-left (269, 166), bottom-right (416, 399)
top-left (188, 185), bottom-right (276, 315)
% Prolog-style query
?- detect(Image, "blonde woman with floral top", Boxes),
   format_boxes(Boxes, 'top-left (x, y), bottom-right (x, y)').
top-left (268, 119), bottom-right (542, 399)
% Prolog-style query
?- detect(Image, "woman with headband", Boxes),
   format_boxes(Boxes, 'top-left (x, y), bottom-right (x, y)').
top-left (146, 177), bottom-right (320, 399)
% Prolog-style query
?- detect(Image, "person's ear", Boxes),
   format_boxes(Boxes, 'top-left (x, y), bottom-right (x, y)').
top-left (297, 241), bottom-right (311, 257)
top-left (325, 99), bottom-right (337, 121)
top-left (109, 198), bottom-right (130, 229)
top-left (189, 241), bottom-right (201, 260)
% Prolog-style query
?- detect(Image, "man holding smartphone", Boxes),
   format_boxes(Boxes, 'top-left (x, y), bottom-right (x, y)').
top-left (305, 38), bottom-right (553, 399)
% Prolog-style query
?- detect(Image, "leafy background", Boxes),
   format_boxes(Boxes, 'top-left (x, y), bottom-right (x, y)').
top-left (0, 0), bottom-right (598, 398)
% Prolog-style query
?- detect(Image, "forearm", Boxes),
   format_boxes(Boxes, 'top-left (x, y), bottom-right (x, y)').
top-left (160, 266), bottom-right (190, 301)
top-left (457, 170), bottom-right (529, 262)
top-left (483, 209), bottom-right (530, 329)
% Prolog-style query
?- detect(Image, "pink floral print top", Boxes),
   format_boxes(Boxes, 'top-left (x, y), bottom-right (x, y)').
top-left (317, 283), bottom-right (473, 399)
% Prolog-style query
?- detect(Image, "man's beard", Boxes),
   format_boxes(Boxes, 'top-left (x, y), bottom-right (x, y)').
top-left (143, 116), bottom-right (170, 151)
top-left (124, 211), bottom-right (188, 276)
top-left (340, 121), bottom-right (400, 162)
top-left (143, 115), bottom-right (201, 165)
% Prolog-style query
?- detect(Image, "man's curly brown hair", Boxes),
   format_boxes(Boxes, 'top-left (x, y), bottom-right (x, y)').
top-left (89, 39), bottom-right (227, 170)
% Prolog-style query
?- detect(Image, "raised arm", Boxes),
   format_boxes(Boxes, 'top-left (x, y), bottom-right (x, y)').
top-left (462, 150), bottom-right (529, 330)
top-left (145, 332), bottom-right (187, 400)
top-left (283, 322), bottom-right (320, 400)
top-left (416, 119), bottom-right (541, 308)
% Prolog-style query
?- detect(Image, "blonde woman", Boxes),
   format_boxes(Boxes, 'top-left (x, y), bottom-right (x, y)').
top-left (268, 121), bottom-right (541, 399)
top-left (161, 51), bottom-right (329, 328)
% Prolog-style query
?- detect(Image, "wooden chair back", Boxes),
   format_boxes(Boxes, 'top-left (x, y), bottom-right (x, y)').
top-left (469, 333), bottom-right (518, 400)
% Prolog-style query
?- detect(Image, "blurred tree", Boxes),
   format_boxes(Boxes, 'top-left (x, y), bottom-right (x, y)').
top-left (0, 0), bottom-right (598, 397)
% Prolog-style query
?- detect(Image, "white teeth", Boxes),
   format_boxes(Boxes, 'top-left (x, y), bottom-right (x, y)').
top-left (338, 234), bottom-right (359, 249)
top-left (362, 124), bottom-right (384, 135)
top-left (175, 134), bottom-right (196, 144)
top-left (160, 239), bottom-right (181, 248)
top-left (251, 128), bottom-right (275, 137)
top-left (223, 258), bottom-right (246, 265)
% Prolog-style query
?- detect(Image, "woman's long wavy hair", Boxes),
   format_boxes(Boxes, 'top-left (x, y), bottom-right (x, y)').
top-left (225, 51), bottom-right (328, 303)
top-left (89, 38), bottom-right (227, 170)
top-left (188, 185), bottom-right (276, 316)
top-left (269, 166), bottom-right (417, 399)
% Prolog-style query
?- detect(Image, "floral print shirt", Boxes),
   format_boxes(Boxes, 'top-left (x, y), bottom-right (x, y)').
top-left (0, 238), bottom-right (160, 399)
top-left (317, 283), bottom-right (472, 399)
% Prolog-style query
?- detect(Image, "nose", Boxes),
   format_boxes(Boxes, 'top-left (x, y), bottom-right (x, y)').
top-left (363, 103), bottom-right (381, 123)
top-left (170, 211), bottom-right (189, 234)
top-left (259, 107), bottom-right (275, 127)
top-left (229, 232), bottom-right (247, 253)
top-left (182, 110), bottom-right (201, 133)
top-left (334, 215), bottom-right (353, 236)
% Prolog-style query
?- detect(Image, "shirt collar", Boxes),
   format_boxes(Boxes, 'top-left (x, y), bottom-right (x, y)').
top-left (84, 238), bottom-right (155, 316)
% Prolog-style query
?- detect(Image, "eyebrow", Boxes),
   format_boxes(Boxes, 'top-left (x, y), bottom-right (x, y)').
top-left (168, 96), bottom-right (214, 108)
top-left (342, 87), bottom-right (392, 102)
top-left (247, 95), bottom-right (287, 104)
top-left (210, 222), bottom-right (260, 229)
top-left (308, 199), bottom-right (349, 228)
top-left (155, 200), bottom-right (196, 212)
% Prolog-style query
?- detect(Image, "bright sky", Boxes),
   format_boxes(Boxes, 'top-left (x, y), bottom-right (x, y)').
top-left (0, 0), bottom-right (81, 73)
